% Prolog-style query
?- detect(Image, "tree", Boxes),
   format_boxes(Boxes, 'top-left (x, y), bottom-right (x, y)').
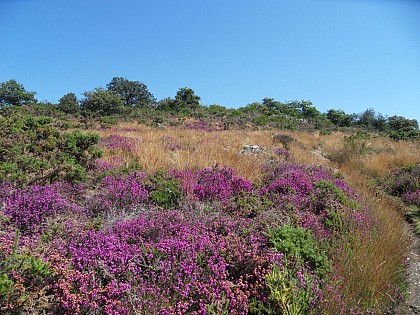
top-left (357, 108), bottom-right (376, 130)
top-left (0, 79), bottom-right (37, 107)
top-left (106, 77), bottom-right (156, 108)
top-left (80, 88), bottom-right (124, 116)
top-left (157, 97), bottom-right (179, 112)
top-left (175, 87), bottom-right (200, 111)
top-left (58, 92), bottom-right (80, 114)
top-left (387, 115), bottom-right (419, 140)
top-left (326, 109), bottom-right (353, 127)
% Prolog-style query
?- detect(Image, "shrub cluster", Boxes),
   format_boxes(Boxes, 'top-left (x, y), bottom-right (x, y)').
top-left (0, 115), bottom-right (101, 185)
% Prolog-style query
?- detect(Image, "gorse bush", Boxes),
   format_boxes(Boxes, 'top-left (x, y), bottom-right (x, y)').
top-left (0, 115), bottom-right (101, 184)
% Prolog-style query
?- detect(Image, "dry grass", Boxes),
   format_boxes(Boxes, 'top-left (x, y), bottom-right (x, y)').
top-left (91, 122), bottom-right (284, 180)
top-left (319, 131), bottom-right (420, 177)
top-left (312, 132), bottom-right (415, 312)
top-left (92, 123), bottom-right (334, 179)
top-left (322, 167), bottom-right (410, 313)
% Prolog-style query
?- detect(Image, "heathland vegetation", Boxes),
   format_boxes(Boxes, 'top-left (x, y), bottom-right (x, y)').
top-left (0, 78), bottom-right (419, 314)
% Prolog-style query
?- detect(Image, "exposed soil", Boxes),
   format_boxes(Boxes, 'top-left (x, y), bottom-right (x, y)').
top-left (397, 223), bottom-right (420, 315)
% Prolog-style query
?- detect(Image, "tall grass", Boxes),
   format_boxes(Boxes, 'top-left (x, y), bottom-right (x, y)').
top-left (322, 168), bottom-right (410, 314)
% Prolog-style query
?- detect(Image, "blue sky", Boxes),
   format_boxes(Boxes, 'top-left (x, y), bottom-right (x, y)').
top-left (1, 0), bottom-right (419, 121)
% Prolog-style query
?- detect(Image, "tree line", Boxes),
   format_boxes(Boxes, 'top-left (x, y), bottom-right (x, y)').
top-left (0, 78), bottom-right (418, 140)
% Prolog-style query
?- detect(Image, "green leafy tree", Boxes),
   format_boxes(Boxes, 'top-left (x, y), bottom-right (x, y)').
top-left (357, 108), bottom-right (377, 130)
top-left (81, 88), bottom-right (124, 116)
top-left (0, 80), bottom-right (37, 108)
top-left (106, 77), bottom-right (156, 108)
top-left (58, 92), bottom-right (80, 115)
top-left (326, 109), bottom-right (353, 127)
top-left (387, 115), bottom-right (419, 140)
top-left (175, 87), bottom-right (201, 112)
top-left (207, 104), bottom-right (227, 117)
top-left (157, 97), bottom-right (179, 112)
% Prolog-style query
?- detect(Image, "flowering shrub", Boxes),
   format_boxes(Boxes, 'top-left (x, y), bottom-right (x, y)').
top-left (87, 171), bottom-right (149, 216)
top-left (0, 162), bottom-right (403, 314)
top-left (192, 164), bottom-right (253, 203)
top-left (100, 134), bottom-right (142, 151)
top-left (382, 163), bottom-right (420, 196)
top-left (184, 121), bottom-right (215, 132)
top-left (402, 189), bottom-right (420, 206)
top-left (272, 147), bottom-right (291, 159)
top-left (258, 162), bottom-right (367, 238)
top-left (54, 211), bottom-right (278, 314)
top-left (2, 185), bottom-right (80, 234)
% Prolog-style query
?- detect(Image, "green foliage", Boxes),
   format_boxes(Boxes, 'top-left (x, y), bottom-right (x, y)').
top-left (268, 225), bottom-right (331, 279)
top-left (264, 263), bottom-right (318, 315)
top-left (0, 230), bottom-right (53, 310)
top-left (387, 115), bottom-right (419, 140)
top-left (233, 192), bottom-right (274, 218)
top-left (314, 180), bottom-right (359, 210)
top-left (107, 77), bottom-right (156, 108)
top-left (58, 92), bottom-right (80, 115)
top-left (205, 292), bottom-right (230, 315)
top-left (81, 88), bottom-right (125, 116)
top-left (0, 115), bottom-right (101, 184)
top-left (0, 79), bottom-right (37, 107)
top-left (326, 109), bottom-right (353, 127)
top-left (253, 224), bottom-right (326, 315)
top-left (146, 171), bottom-right (181, 209)
top-left (175, 87), bottom-right (201, 111)
top-left (328, 131), bottom-right (370, 164)
top-left (0, 273), bottom-right (13, 297)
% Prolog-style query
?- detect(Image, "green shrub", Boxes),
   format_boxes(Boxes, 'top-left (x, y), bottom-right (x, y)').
top-left (146, 171), bottom-right (181, 209)
top-left (267, 225), bottom-right (331, 279)
top-left (0, 115), bottom-right (101, 184)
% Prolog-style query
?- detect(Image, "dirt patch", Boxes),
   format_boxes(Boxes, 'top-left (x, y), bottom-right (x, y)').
top-left (397, 223), bottom-right (420, 315)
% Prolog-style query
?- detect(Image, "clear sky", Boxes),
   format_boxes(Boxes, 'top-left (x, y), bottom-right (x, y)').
top-left (1, 0), bottom-right (420, 121)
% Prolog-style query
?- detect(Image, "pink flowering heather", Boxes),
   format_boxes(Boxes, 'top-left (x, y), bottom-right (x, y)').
top-left (402, 189), bottom-right (420, 206)
top-left (259, 162), bottom-right (367, 238)
top-left (53, 210), bottom-right (279, 314)
top-left (100, 134), bottom-right (143, 151)
top-left (2, 185), bottom-right (81, 234)
top-left (0, 162), bottom-right (396, 314)
top-left (163, 135), bottom-right (182, 151)
top-left (184, 121), bottom-right (215, 132)
top-left (272, 147), bottom-right (291, 159)
top-left (192, 164), bottom-right (253, 203)
top-left (87, 171), bottom-right (149, 216)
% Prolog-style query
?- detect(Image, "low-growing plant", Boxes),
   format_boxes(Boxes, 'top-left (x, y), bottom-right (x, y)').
top-left (264, 261), bottom-right (322, 315)
top-left (382, 163), bottom-right (420, 196)
top-left (267, 224), bottom-right (331, 279)
top-left (0, 115), bottom-right (101, 184)
top-left (146, 170), bottom-right (181, 209)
